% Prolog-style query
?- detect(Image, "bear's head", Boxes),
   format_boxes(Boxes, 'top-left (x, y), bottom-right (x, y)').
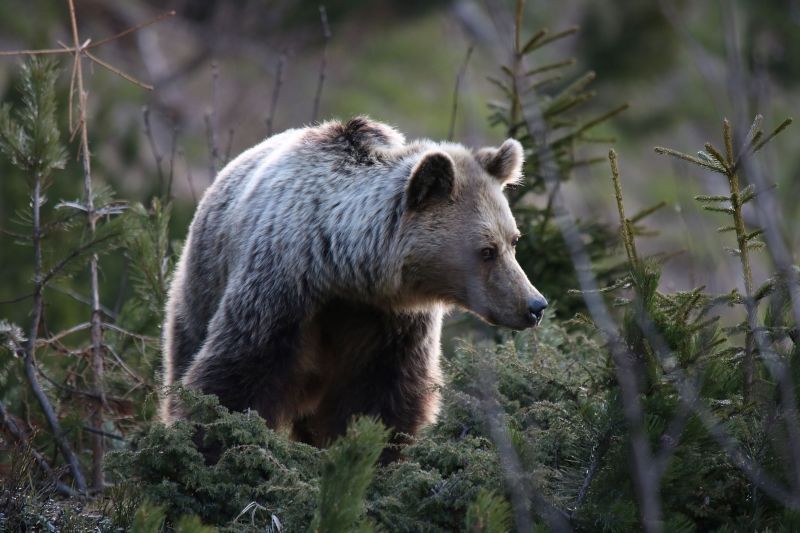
top-left (401, 138), bottom-right (547, 330)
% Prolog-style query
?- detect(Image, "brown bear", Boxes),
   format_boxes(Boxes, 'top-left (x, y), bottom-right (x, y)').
top-left (161, 117), bottom-right (547, 453)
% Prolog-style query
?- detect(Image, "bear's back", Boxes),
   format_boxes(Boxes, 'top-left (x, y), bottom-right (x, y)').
top-left (185, 118), bottom-right (419, 304)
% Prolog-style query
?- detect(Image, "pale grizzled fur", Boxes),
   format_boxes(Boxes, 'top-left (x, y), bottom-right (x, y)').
top-left (162, 117), bottom-right (544, 453)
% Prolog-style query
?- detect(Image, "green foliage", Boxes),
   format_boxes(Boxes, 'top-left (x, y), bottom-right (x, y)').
top-left (175, 514), bottom-right (219, 533)
top-left (131, 502), bottom-right (218, 533)
top-left (122, 198), bottom-right (176, 325)
top-left (105, 388), bottom-right (322, 531)
top-left (132, 503), bottom-right (167, 533)
top-left (0, 58), bottom-right (65, 176)
top-left (586, 115), bottom-right (799, 531)
top-left (104, 322), bottom-right (610, 532)
top-left (310, 417), bottom-right (387, 533)
top-left (464, 490), bottom-right (513, 533)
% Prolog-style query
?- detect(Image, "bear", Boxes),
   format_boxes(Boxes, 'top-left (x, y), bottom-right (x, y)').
top-left (161, 117), bottom-right (547, 455)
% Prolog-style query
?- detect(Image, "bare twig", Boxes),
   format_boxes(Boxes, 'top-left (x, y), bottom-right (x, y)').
top-left (40, 232), bottom-right (120, 288)
top-left (0, 292), bottom-right (34, 305)
top-left (36, 322), bottom-right (91, 347)
top-left (104, 343), bottom-right (151, 387)
top-left (180, 147), bottom-right (198, 203)
top-left (572, 429), bottom-right (612, 515)
top-left (205, 62), bottom-right (220, 181)
top-left (166, 123), bottom-right (178, 199)
top-left (84, 50), bottom-right (153, 90)
top-left (81, 425), bottom-right (124, 441)
top-left (86, 10), bottom-right (176, 50)
top-left (103, 322), bottom-right (159, 344)
top-left (311, 5), bottom-right (331, 123)
top-left (223, 128), bottom-right (235, 165)
top-left (448, 45), bottom-right (474, 141)
top-left (33, 359), bottom-right (115, 404)
top-left (142, 105), bottom-right (164, 195)
top-left (660, 1), bottom-right (800, 499)
top-left (265, 49), bottom-right (287, 136)
top-left (657, 0), bottom-right (725, 117)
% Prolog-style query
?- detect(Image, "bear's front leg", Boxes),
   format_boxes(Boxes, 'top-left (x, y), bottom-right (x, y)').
top-left (293, 303), bottom-right (443, 462)
top-left (179, 277), bottom-right (308, 428)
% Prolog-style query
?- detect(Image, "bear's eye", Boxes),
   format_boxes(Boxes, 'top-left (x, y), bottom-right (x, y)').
top-left (511, 236), bottom-right (520, 247)
top-left (481, 247), bottom-right (497, 261)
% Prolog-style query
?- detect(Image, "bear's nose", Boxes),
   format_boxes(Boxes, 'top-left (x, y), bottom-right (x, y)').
top-left (528, 296), bottom-right (548, 325)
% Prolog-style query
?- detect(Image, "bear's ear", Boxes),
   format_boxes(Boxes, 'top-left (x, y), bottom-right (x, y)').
top-left (475, 138), bottom-right (524, 188)
top-left (406, 151), bottom-right (455, 210)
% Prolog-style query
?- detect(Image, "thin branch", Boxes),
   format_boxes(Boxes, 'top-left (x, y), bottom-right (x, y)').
top-left (0, 0), bottom-right (172, 494)
top-left (311, 5), bottom-right (331, 123)
top-left (205, 62), bottom-right (220, 181)
top-left (0, 292), bottom-right (34, 305)
top-left (84, 50), bottom-right (153, 90)
top-left (142, 106), bottom-right (164, 195)
top-left (81, 424), bottom-right (124, 441)
top-left (571, 429), bottom-right (612, 516)
top-left (448, 45), bottom-right (474, 142)
top-left (86, 10), bottom-right (176, 50)
top-left (33, 358), bottom-right (109, 403)
top-left (0, 47), bottom-right (76, 56)
top-left (40, 232), bottom-right (119, 288)
top-left (180, 147), bottom-right (198, 203)
top-left (166, 123), bottom-right (178, 199)
top-left (265, 49), bottom-right (287, 136)
top-left (223, 128), bottom-right (235, 165)
top-left (104, 343), bottom-right (150, 387)
top-left (36, 322), bottom-right (91, 347)
top-left (49, 284), bottom-right (118, 320)
top-left (103, 322), bottom-right (159, 344)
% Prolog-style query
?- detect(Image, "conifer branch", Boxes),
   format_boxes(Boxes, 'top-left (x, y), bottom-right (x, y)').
top-left (609, 149), bottom-right (637, 266)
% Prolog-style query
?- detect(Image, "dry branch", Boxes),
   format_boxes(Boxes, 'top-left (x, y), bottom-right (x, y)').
top-left (265, 49), bottom-right (287, 136)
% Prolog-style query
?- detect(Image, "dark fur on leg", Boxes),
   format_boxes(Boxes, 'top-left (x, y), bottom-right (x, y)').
top-left (289, 300), bottom-right (440, 460)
